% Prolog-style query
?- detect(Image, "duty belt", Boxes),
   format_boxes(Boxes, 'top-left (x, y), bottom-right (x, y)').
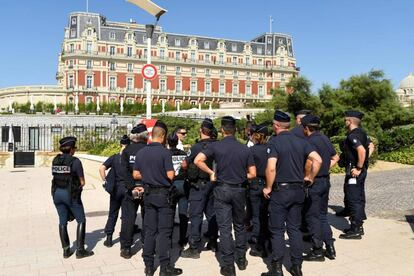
top-left (145, 185), bottom-right (169, 194)
top-left (217, 182), bottom-right (248, 188)
top-left (273, 182), bottom-right (303, 190)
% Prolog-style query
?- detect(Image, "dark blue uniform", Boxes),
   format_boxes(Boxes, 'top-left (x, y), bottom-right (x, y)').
top-left (119, 142), bottom-right (147, 250)
top-left (185, 138), bottom-right (218, 250)
top-left (341, 128), bottom-right (369, 228)
top-left (248, 143), bottom-right (269, 254)
top-left (291, 125), bottom-right (306, 139)
top-left (134, 142), bottom-right (176, 270)
top-left (103, 153), bottom-right (126, 236)
top-left (304, 132), bottom-right (336, 252)
top-left (267, 132), bottom-right (314, 266)
top-left (202, 136), bottom-right (255, 269)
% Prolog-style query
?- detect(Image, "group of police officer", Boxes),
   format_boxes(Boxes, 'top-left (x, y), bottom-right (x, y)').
top-left (51, 107), bottom-right (374, 276)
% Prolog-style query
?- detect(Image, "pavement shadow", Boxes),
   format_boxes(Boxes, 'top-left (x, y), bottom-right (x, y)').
top-left (85, 228), bottom-right (106, 251)
top-left (328, 205), bottom-right (349, 231)
top-left (405, 215), bottom-right (414, 233)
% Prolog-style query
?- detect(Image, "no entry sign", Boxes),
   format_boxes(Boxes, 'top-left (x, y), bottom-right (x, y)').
top-left (142, 64), bottom-right (157, 80)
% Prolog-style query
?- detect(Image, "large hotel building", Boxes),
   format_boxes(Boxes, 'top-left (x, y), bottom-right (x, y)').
top-left (0, 12), bottom-right (299, 110)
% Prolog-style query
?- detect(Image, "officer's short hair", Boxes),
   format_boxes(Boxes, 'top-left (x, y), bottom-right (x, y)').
top-left (201, 126), bottom-right (212, 136)
top-left (130, 131), bottom-right (149, 142)
top-left (152, 126), bottom-right (166, 138)
top-left (59, 145), bottom-right (72, 154)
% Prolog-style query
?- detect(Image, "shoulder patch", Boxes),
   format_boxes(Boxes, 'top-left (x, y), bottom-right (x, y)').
top-left (267, 148), bottom-right (271, 154)
top-left (187, 149), bottom-right (191, 157)
top-left (352, 138), bottom-right (358, 144)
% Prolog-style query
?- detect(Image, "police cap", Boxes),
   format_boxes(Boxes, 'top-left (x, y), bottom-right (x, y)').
top-left (131, 123), bottom-right (147, 134)
top-left (301, 114), bottom-right (320, 126)
top-left (201, 118), bottom-right (214, 130)
top-left (252, 123), bottom-right (269, 136)
top-left (295, 109), bottom-right (312, 117)
top-left (273, 110), bottom-right (291, 122)
top-left (345, 110), bottom-right (364, 119)
top-left (120, 135), bottom-right (130, 145)
top-left (221, 116), bottom-right (236, 127)
top-left (59, 136), bottom-right (77, 147)
top-left (154, 120), bottom-right (168, 133)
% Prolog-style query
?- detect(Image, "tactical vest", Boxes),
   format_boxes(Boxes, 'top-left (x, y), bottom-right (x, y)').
top-left (343, 128), bottom-right (370, 168)
top-left (51, 154), bottom-right (81, 197)
top-left (187, 140), bottom-right (214, 182)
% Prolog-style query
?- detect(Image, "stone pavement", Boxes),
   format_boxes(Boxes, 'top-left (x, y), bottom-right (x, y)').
top-left (0, 165), bottom-right (413, 276)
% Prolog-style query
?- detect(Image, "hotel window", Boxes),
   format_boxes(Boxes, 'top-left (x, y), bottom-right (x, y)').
top-left (127, 46), bottom-right (132, 57)
top-left (175, 80), bottom-right (182, 93)
top-left (68, 75), bottom-right (74, 88)
top-left (69, 43), bottom-right (74, 53)
top-left (231, 43), bottom-right (237, 52)
top-left (246, 71), bottom-right (251, 79)
top-left (29, 127), bottom-right (39, 150)
top-left (68, 97), bottom-right (73, 104)
top-left (205, 82), bottom-right (211, 95)
top-left (175, 39), bottom-right (181, 47)
top-left (70, 29), bottom-right (76, 38)
top-left (205, 68), bottom-right (210, 77)
top-left (87, 60), bottom-right (92, 69)
top-left (86, 42), bottom-right (92, 54)
top-left (257, 47), bottom-right (263, 54)
top-left (204, 41), bottom-right (210, 49)
top-left (233, 70), bottom-right (238, 77)
top-left (190, 51), bottom-right (195, 62)
top-left (128, 33), bottom-right (132, 40)
top-left (191, 67), bottom-right (196, 76)
top-left (110, 46), bottom-right (115, 55)
top-left (69, 60), bottom-right (74, 69)
top-left (259, 85), bottom-right (264, 97)
top-left (109, 62), bottom-right (116, 71)
top-left (176, 51), bottom-right (181, 61)
top-left (160, 36), bottom-right (165, 43)
top-left (86, 75), bottom-right (93, 89)
top-left (127, 98), bottom-right (134, 104)
top-left (127, 63), bottom-right (133, 72)
top-left (127, 78), bottom-right (133, 91)
top-left (160, 65), bottom-right (166, 74)
top-left (109, 76), bottom-right (116, 91)
top-left (86, 96), bottom-right (93, 104)
top-left (191, 39), bottom-right (196, 46)
top-left (259, 72), bottom-right (264, 80)
top-left (110, 32), bottom-right (116, 40)
top-left (144, 49), bottom-right (147, 58)
top-left (87, 29), bottom-right (92, 36)
top-left (280, 58), bottom-right (285, 66)
top-left (258, 58), bottom-right (263, 65)
top-left (176, 66), bottom-right (181, 75)
top-left (160, 79), bottom-right (166, 92)
top-left (219, 83), bottom-right (225, 95)
top-left (232, 83), bottom-right (238, 95)
top-left (281, 73), bottom-right (285, 81)
top-left (246, 57), bottom-right (251, 65)
top-left (232, 56), bottom-right (237, 65)
top-left (160, 48), bottom-right (165, 59)
top-left (191, 81), bottom-right (197, 93)
top-left (205, 53), bottom-right (210, 63)
top-left (220, 69), bottom-right (225, 77)
top-left (246, 84), bottom-right (251, 96)
top-left (219, 54), bottom-right (224, 64)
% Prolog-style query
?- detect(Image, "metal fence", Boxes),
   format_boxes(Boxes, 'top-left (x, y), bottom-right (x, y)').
top-left (0, 124), bottom-right (128, 152)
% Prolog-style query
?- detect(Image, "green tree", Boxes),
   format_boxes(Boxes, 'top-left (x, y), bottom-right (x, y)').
top-left (286, 76), bottom-right (321, 115)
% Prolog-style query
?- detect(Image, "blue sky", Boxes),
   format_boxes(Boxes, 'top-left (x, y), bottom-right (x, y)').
top-left (0, 0), bottom-right (413, 92)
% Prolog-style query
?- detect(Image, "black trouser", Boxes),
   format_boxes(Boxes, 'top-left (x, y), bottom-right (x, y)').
top-left (188, 181), bottom-right (218, 247)
top-left (142, 188), bottom-right (175, 268)
top-left (214, 184), bottom-right (247, 267)
top-left (269, 183), bottom-right (305, 266)
top-left (105, 185), bottom-right (126, 235)
top-left (304, 177), bottom-right (334, 249)
top-left (344, 170), bottom-right (367, 227)
top-left (120, 191), bottom-right (144, 249)
top-left (249, 178), bottom-right (269, 246)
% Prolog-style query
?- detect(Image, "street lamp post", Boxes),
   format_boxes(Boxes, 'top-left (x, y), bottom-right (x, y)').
top-left (145, 24), bottom-right (155, 119)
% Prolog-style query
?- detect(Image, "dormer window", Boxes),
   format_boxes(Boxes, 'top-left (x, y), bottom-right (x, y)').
top-left (110, 32), bottom-right (116, 40)
top-left (87, 29), bottom-right (92, 36)
top-left (257, 47), bottom-right (263, 54)
top-left (128, 33), bottom-right (132, 40)
top-left (191, 39), bottom-right (196, 46)
top-left (175, 39), bottom-right (181, 47)
top-left (204, 41), bottom-right (210, 49)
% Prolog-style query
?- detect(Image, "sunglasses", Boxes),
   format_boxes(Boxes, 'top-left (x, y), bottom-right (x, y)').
top-left (178, 132), bottom-right (187, 135)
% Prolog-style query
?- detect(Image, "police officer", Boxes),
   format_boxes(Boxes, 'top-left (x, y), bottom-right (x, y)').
top-left (338, 111), bottom-right (374, 239)
top-left (99, 135), bottom-right (130, 247)
top-left (195, 116), bottom-right (256, 276)
top-left (133, 121), bottom-right (183, 276)
top-left (301, 115), bottom-right (339, 261)
top-left (167, 132), bottom-right (189, 248)
top-left (181, 118), bottom-right (219, 259)
top-left (248, 123), bottom-right (270, 258)
top-left (52, 136), bottom-right (94, 259)
top-left (119, 123), bottom-right (148, 258)
top-left (262, 111), bottom-right (322, 276)
top-left (291, 110), bottom-right (312, 139)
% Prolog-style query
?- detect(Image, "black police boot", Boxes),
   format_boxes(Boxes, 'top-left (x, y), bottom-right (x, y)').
top-left (103, 234), bottom-right (113, 248)
top-left (75, 223), bottom-right (94, 259)
top-left (249, 243), bottom-right (264, 257)
top-left (325, 243), bottom-right (336, 260)
top-left (205, 238), bottom-right (218, 252)
top-left (261, 261), bottom-right (283, 276)
top-left (180, 246), bottom-right (200, 259)
top-left (220, 265), bottom-right (236, 276)
top-left (303, 247), bottom-right (325, 262)
top-left (120, 248), bottom-right (132, 259)
top-left (290, 264), bottom-right (303, 276)
top-left (344, 225), bottom-right (364, 235)
top-left (59, 225), bottom-right (72, 258)
top-left (159, 265), bottom-right (183, 276)
top-left (339, 225), bottom-right (362, 240)
top-left (145, 266), bottom-right (156, 276)
top-left (335, 208), bottom-right (351, 217)
top-left (236, 256), bottom-right (248, 270)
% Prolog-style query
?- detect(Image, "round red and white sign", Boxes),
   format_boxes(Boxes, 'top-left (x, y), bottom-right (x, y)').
top-left (142, 64), bottom-right (157, 80)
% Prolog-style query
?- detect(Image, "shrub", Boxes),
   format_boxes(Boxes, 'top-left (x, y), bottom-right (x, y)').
top-left (378, 144), bottom-right (414, 165)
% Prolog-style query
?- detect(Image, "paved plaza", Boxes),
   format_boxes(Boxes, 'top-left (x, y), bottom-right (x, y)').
top-left (0, 161), bottom-right (413, 276)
